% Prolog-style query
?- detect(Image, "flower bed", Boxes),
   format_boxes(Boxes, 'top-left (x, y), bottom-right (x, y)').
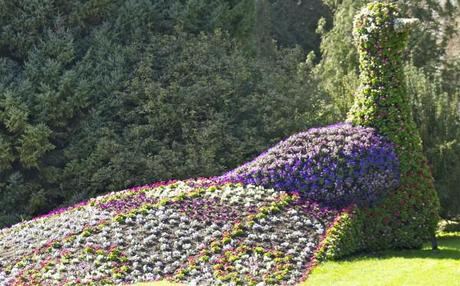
top-left (0, 181), bottom-right (341, 285)
top-left (175, 195), bottom-right (340, 285)
top-left (224, 123), bottom-right (400, 207)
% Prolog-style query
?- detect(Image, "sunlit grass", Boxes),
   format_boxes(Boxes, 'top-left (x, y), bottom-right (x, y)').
top-left (303, 232), bottom-right (460, 286)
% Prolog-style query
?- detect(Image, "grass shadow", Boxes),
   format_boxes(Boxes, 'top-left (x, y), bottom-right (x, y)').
top-left (337, 235), bottom-right (460, 262)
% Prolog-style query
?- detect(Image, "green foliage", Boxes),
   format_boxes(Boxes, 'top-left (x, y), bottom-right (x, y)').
top-left (0, 92), bottom-right (29, 133)
top-left (0, 0), bottom-right (330, 227)
top-left (314, 0), bottom-right (364, 117)
top-left (0, 135), bottom-right (14, 170)
top-left (17, 124), bottom-right (54, 168)
top-left (405, 60), bottom-right (460, 220)
top-left (271, 0), bottom-right (331, 53)
top-left (317, 208), bottom-right (364, 261)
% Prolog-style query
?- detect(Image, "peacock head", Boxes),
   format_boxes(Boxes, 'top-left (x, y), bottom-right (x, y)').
top-left (347, 2), bottom-right (419, 130)
top-left (353, 2), bottom-right (418, 63)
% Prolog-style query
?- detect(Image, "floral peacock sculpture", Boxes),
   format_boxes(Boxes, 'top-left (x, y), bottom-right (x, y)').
top-left (345, 1), bottom-right (440, 252)
top-left (0, 2), bottom-right (439, 285)
top-left (226, 1), bottom-right (440, 259)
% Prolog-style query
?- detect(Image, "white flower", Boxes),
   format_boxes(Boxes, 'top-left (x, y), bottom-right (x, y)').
top-left (394, 18), bottom-right (419, 32)
top-left (252, 223), bottom-right (263, 232)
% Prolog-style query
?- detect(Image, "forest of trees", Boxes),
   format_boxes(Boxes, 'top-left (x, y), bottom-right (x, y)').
top-left (0, 0), bottom-right (459, 227)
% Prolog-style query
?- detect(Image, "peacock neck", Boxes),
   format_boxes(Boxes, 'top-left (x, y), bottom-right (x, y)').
top-left (347, 16), bottom-right (414, 139)
top-left (347, 8), bottom-right (425, 176)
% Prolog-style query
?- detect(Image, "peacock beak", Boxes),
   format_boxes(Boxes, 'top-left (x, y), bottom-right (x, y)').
top-left (394, 18), bottom-right (420, 32)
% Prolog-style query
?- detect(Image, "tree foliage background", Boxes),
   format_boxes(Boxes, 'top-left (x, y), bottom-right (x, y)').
top-left (0, 0), bottom-right (458, 227)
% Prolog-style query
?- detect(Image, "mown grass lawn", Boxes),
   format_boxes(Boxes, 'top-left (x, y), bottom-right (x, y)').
top-left (304, 232), bottom-right (460, 286)
top-left (132, 232), bottom-right (460, 286)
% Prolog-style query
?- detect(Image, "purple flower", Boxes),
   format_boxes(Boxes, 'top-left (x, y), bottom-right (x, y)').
top-left (222, 123), bottom-right (400, 207)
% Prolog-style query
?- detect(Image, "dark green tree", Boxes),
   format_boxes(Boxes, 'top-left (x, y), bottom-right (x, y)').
top-left (0, 0), bottom-right (330, 227)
